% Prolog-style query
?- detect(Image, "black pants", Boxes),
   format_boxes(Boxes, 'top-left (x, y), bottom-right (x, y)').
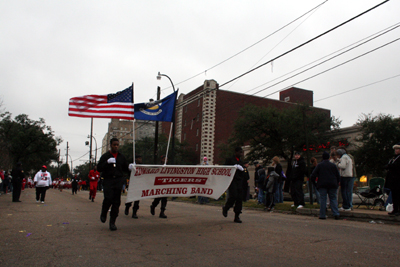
top-left (12, 182), bottom-right (22, 202)
top-left (125, 201), bottom-right (140, 211)
top-left (101, 179), bottom-right (124, 220)
top-left (152, 197), bottom-right (167, 211)
top-left (392, 187), bottom-right (400, 213)
top-left (224, 179), bottom-right (243, 215)
top-left (72, 185), bottom-right (78, 194)
top-left (36, 187), bottom-right (47, 202)
top-left (265, 192), bottom-right (275, 208)
top-left (290, 180), bottom-right (305, 206)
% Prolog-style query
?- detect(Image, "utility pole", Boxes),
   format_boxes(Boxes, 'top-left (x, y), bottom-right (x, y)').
top-left (66, 142), bottom-right (69, 177)
top-left (153, 86), bottom-right (161, 164)
top-left (89, 118), bottom-right (93, 171)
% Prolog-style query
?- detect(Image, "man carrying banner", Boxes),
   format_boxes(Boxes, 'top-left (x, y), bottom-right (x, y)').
top-left (222, 147), bottom-right (245, 223)
top-left (150, 155), bottom-right (168, 219)
top-left (97, 138), bottom-right (132, 231)
top-left (125, 154), bottom-right (142, 219)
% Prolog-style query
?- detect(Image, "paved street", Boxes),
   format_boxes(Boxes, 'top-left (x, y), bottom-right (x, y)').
top-left (1, 188), bottom-right (399, 267)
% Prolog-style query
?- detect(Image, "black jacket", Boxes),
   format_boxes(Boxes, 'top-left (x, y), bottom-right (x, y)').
top-left (97, 151), bottom-right (129, 180)
top-left (11, 167), bottom-right (24, 184)
top-left (291, 157), bottom-right (306, 182)
top-left (224, 156), bottom-right (244, 182)
top-left (310, 160), bottom-right (340, 189)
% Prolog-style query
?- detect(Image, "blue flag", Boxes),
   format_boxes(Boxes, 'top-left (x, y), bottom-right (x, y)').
top-left (134, 91), bottom-right (178, 122)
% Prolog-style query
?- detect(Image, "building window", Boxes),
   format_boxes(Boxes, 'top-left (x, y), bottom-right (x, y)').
top-left (284, 96), bottom-right (290, 102)
top-left (198, 99), bottom-right (200, 107)
top-left (197, 113), bottom-right (199, 122)
top-left (196, 128), bottom-right (199, 136)
top-left (196, 144), bottom-right (198, 151)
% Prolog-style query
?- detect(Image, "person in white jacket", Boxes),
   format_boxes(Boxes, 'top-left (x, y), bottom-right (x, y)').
top-left (34, 165), bottom-right (52, 204)
top-left (337, 149), bottom-right (353, 211)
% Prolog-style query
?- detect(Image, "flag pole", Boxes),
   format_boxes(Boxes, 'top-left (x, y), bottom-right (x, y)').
top-left (164, 122), bottom-right (173, 166)
top-left (132, 82), bottom-right (136, 164)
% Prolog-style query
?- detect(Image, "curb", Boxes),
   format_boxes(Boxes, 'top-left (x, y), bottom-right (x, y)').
top-left (296, 208), bottom-right (400, 224)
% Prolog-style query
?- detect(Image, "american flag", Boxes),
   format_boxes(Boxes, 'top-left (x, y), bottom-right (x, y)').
top-left (68, 86), bottom-right (134, 120)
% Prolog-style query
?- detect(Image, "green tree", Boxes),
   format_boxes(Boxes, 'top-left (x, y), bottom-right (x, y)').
top-left (354, 113), bottom-right (400, 177)
top-left (0, 112), bottom-right (62, 172)
top-left (228, 104), bottom-right (340, 167)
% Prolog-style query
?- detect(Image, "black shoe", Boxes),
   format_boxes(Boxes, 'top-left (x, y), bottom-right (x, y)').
top-left (222, 206), bottom-right (228, 217)
top-left (132, 210), bottom-right (138, 219)
top-left (13, 200), bottom-right (22, 202)
top-left (91, 198), bottom-right (94, 202)
top-left (319, 217), bottom-right (326, 220)
top-left (159, 211), bottom-right (167, 219)
top-left (150, 205), bottom-right (155, 216)
top-left (125, 206), bottom-right (129, 216)
top-left (388, 211), bottom-right (397, 216)
top-left (109, 222), bottom-right (117, 231)
top-left (234, 215), bottom-right (242, 223)
top-left (334, 215), bottom-right (340, 220)
top-left (100, 212), bottom-right (107, 223)
top-left (89, 195), bottom-right (91, 200)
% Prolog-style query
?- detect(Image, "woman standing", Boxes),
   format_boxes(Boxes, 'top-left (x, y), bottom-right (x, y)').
top-left (272, 156), bottom-right (284, 204)
top-left (385, 143), bottom-right (400, 216)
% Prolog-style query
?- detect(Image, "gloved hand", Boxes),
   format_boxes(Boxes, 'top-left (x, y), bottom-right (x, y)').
top-left (129, 163), bottom-right (136, 171)
top-left (234, 164), bottom-right (244, 171)
top-left (107, 157), bottom-right (116, 164)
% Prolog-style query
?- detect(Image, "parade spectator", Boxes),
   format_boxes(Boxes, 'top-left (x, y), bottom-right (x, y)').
top-left (88, 166), bottom-right (100, 202)
top-left (309, 157), bottom-right (320, 204)
top-left (385, 142), bottom-right (400, 216)
top-left (256, 167), bottom-right (266, 205)
top-left (290, 152), bottom-right (306, 209)
top-left (310, 151), bottom-right (340, 220)
top-left (265, 166), bottom-right (279, 211)
top-left (150, 155), bottom-right (169, 218)
top-left (2, 171), bottom-right (10, 195)
top-left (339, 147), bottom-right (357, 209)
top-left (11, 162), bottom-right (24, 202)
top-left (97, 137), bottom-right (131, 231)
top-left (337, 148), bottom-right (353, 211)
top-left (222, 147), bottom-right (245, 223)
top-left (254, 161), bottom-right (262, 189)
top-left (272, 156), bottom-right (284, 204)
top-left (33, 165), bottom-right (52, 203)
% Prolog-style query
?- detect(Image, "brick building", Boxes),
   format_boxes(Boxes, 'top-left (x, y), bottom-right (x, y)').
top-left (163, 80), bottom-right (331, 165)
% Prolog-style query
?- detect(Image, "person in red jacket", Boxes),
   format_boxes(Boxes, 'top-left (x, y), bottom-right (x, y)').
top-left (89, 166), bottom-right (100, 202)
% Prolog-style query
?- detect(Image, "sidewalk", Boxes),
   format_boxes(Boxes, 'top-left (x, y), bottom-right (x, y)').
top-left (295, 206), bottom-right (400, 224)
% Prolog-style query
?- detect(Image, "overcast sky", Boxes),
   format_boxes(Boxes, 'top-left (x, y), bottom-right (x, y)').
top-left (1, 0), bottom-right (399, 168)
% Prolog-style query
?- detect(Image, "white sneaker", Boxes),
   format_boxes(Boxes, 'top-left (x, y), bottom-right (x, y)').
top-left (291, 204), bottom-right (295, 207)
top-left (41, 201), bottom-right (44, 204)
top-left (343, 208), bottom-right (351, 211)
top-left (297, 205), bottom-right (304, 209)
top-left (36, 200), bottom-right (39, 203)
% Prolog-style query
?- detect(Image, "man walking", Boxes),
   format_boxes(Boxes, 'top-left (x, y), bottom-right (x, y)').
top-left (125, 154), bottom-right (142, 218)
top-left (11, 162), bottom-right (24, 202)
top-left (33, 165), bottom-right (52, 203)
top-left (222, 147), bottom-right (245, 223)
top-left (97, 138), bottom-right (131, 231)
top-left (150, 155), bottom-right (168, 219)
top-left (88, 166), bottom-right (100, 202)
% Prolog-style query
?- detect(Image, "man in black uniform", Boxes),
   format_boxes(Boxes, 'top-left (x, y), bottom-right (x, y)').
top-left (11, 162), bottom-right (24, 202)
top-left (222, 147), bottom-right (245, 223)
top-left (97, 138), bottom-right (131, 231)
top-left (150, 155), bottom-right (168, 219)
top-left (125, 154), bottom-right (142, 219)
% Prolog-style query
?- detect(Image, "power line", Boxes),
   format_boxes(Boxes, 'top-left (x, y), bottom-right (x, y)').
top-left (219, 0), bottom-right (390, 88)
top-left (314, 74), bottom-right (400, 102)
top-left (159, 0), bottom-right (330, 93)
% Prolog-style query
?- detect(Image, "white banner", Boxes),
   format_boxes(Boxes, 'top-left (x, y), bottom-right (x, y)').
top-left (126, 165), bottom-right (237, 202)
